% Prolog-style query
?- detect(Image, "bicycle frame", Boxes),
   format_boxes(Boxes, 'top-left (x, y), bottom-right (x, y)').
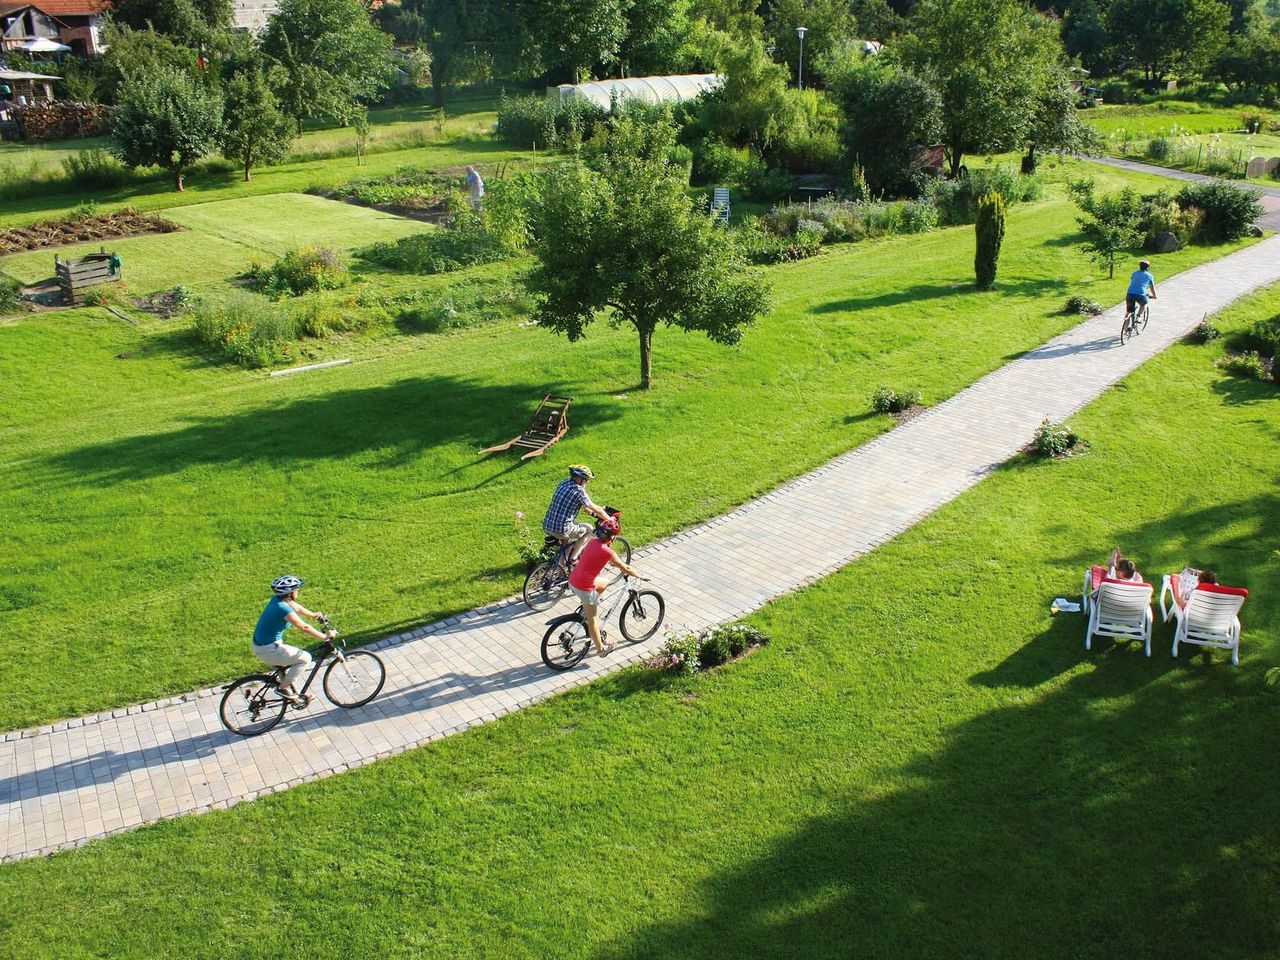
top-left (261, 618), bottom-right (349, 696)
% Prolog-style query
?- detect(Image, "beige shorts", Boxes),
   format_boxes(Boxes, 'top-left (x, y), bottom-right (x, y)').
top-left (570, 584), bottom-right (600, 607)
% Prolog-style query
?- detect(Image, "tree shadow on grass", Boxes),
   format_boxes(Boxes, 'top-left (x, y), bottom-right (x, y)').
top-left (1210, 375), bottom-right (1280, 406)
top-left (43, 374), bottom-right (617, 483)
top-left (594, 648), bottom-right (1280, 960)
top-left (810, 277), bottom-right (1071, 315)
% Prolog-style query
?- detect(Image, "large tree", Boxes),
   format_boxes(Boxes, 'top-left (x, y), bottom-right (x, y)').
top-left (697, 34), bottom-right (794, 149)
top-left (262, 0), bottom-right (393, 125)
top-left (1105, 0), bottom-right (1230, 80)
top-left (899, 0), bottom-right (1051, 177)
top-left (110, 67), bottom-right (223, 191)
top-left (765, 0), bottom-right (858, 86)
top-left (1022, 67), bottom-right (1099, 171)
top-left (109, 0), bottom-right (232, 38)
top-left (830, 59), bottom-right (942, 194)
top-left (387, 0), bottom-right (519, 108)
top-left (528, 118), bottom-right (770, 389)
top-left (220, 67), bottom-right (296, 181)
top-left (619, 0), bottom-right (692, 76)
top-left (524, 0), bottom-right (629, 82)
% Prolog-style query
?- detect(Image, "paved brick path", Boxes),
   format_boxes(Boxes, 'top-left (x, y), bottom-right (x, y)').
top-left (4, 235), bottom-right (1279, 864)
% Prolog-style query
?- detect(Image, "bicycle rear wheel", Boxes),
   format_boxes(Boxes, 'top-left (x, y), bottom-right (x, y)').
top-left (220, 675), bottom-right (287, 737)
top-left (619, 589), bottom-right (665, 643)
top-left (541, 614), bottom-right (593, 670)
top-left (523, 561), bottom-right (568, 611)
top-left (323, 650), bottom-right (387, 708)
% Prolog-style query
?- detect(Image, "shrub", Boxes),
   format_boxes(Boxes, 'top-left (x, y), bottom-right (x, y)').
top-left (974, 191), bottom-right (1006, 291)
top-left (496, 93), bottom-right (606, 148)
top-left (512, 512), bottom-right (554, 570)
top-left (1033, 418), bottom-right (1083, 457)
top-left (692, 137), bottom-right (746, 186)
top-left (1177, 181), bottom-right (1263, 241)
top-left (1064, 295), bottom-right (1103, 316)
top-left (1187, 320), bottom-right (1220, 343)
top-left (1241, 314), bottom-right (1280, 356)
top-left (718, 624), bottom-right (768, 657)
top-left (191, 291), bottom-right (300, 368)
top-left (359, 219), bottom-right (511, 274)
top-left (653, 632), bottom-right (702, 677)
top-left (900, 199), bottom-right (938, 233)
top-left (737, 217), bottom-right (822, 264)
top-left (1101, 82), bottom-right (1129, 105)
top-left (251, 247), bottom-right (348, 298)
top-left (848, 163), bottom-right (870, 202)
top-left (697, 630), bottom-right (733, 669)
top-left (738, 157), bottom-right (796, 201)
top-left (1142, 190), bottom-right (1200, 249)
top-left (928, 167), bottom-right (1038, 225)
top-left (871, 385), bottom-right (922, 413)
top-left (1241, 112), bottom-right (1266, 134)
top-left (1146, 137), bottom-right (1171, 160)
top-left (0, 274), bottom-right (23, 314)
top-left (81, 288), bottom-right (113, 307)
top-left (61, 149), bottom-right (133, 189)
top-left (1215, 351), bottom-right (1269, 379)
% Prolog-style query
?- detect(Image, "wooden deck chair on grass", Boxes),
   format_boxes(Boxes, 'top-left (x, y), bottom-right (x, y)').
top-left (480, 394), bottom-right (571, 461)
top-left (1085, 578), bottom-right (1154, 656)
top-left (1160, 576), bottom-right (1248, 665)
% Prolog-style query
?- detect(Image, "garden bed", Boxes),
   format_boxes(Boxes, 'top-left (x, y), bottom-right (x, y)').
top-left (313, 168), bottom-right (461, 223)
top-left (0, 208), bottom-right (181, 256)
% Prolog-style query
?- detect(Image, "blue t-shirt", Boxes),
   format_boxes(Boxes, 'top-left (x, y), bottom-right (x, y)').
top-left (253, 598), bottom-right (294, 646)
top-left (1127, 269), bottom-right (1155, 296)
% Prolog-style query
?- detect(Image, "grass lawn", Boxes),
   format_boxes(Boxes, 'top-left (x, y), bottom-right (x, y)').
top-left (164, 194), bottom-right (428, 255)
top-left (0, 230), bottom-right (264, 293)
top-left (0, 281), bottom-right (1275, 960)
top-left (1083, 100), bottom-right (1280, 138)
top-left (0, 157), bottom-right (1252, 730)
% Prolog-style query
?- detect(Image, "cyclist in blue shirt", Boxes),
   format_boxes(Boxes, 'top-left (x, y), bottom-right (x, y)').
top-left (252, 575), bottom-right (335, 707)
top-left (1125, 260), bottom-right (1158, 317)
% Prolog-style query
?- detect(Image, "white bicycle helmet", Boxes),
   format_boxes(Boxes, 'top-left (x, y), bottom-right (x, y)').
top-left (271, 574), bottom-right (304, 596)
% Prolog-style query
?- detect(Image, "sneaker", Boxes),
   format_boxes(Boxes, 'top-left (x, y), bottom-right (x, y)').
top-left (285, 692), bottom-right (313, 709)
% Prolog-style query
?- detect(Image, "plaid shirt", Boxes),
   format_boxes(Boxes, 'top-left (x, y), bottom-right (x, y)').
top-left (543, 479), bottom-right (596, 535)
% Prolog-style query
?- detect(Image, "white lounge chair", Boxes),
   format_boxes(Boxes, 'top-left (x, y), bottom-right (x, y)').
top-left (1085, 578), bottom-right (1154, 656)
top-left (1160, 575), bottom-right (1248, 665)
top-left (710, 187), bottom-right (730, 223)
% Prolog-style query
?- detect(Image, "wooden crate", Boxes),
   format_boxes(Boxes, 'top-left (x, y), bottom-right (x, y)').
top-left (55, 248), bottom-right (122, 304)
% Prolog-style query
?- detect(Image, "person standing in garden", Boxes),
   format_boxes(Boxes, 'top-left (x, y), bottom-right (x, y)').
top-left (465, 165), bottom-right (485, 211)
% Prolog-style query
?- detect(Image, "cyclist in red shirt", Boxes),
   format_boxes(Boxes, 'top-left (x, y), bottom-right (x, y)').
top-left (568, 515), bottom-right (645, 656)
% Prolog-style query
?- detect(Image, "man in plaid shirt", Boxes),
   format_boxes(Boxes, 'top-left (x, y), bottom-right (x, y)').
top-left (543, 464), bottom-right (610, 561)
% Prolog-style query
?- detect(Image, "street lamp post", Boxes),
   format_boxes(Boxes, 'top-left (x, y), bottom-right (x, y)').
top-left (796, 26), bottom-right (807, 90)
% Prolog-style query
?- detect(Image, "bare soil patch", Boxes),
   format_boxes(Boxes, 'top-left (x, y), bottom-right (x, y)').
top-left (0, 209), bottom-right (182, 256)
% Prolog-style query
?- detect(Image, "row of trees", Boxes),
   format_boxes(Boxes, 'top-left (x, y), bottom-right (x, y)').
top-left (106, 0), bottom-right (392, 188)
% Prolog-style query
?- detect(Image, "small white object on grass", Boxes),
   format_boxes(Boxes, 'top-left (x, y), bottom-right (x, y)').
top-left (1050, 597), bottom-right (1081, 614)
top-left (269, 358), bottom-right (352, 378)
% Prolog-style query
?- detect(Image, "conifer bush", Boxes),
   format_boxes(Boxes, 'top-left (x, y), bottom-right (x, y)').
top-left (974, 191), bottom-right (1006, 291)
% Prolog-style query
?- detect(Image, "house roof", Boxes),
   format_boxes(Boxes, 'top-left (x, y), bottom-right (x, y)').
top-left (0, 0), bottom-right (108, 16)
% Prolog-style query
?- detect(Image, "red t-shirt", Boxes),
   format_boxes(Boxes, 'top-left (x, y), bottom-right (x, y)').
top-left (569, 539), bottom-right (617, 590)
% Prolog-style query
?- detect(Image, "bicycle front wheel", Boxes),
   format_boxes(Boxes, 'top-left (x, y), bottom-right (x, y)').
top-left (619, 589), bottom-right (666, 643)
top-left (541, 614), bottom-right (593, 670)
top-left (220, 675), bottom-right (287, 737)
top-left (1119, 314), bottom-right (1134, 345)
top-left (1137, 307), bottom-right (1149, 333)
top-left (524, 562), bottom-right (568, 611)
top-left (323, 650), bottom-right (387, 708)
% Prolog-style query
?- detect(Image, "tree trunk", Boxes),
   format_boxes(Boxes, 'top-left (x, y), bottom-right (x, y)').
top-left (432, 73), bottom-right (445, 108)
top-left (243, 159), bottom-right (252, 182)
top-left (947, 142), bottom-right (963, 179)
top-left (173, 168), bottom-right (185, 191)
top-left (638, 326), bottom-right (653, 390)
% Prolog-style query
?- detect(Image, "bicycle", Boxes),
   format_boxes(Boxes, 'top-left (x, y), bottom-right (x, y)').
top-left (523, 508), bottom-right (631, 611)
top-left (540, 575), bottom-right (665, 670)
top-left (219, 616), bottom-right (387, 737)
top-left (1119, 301), bottom-right (1150, 345)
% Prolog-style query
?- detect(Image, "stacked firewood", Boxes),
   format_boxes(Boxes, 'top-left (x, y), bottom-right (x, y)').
top-left (13, 101), bottom-right (114, 141)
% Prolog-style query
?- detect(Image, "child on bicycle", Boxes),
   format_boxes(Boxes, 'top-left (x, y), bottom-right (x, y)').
top-left (568, 516), bottom-right (644, 657)
top-left (252, 575), bottom-right (335, 707)
top-left (1125, 260), bottom-right (1157, 318)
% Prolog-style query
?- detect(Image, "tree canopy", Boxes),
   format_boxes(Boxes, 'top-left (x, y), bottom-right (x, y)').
top-left (527, 117), bottom-right (771, 389)
top-left (1106, 0), bottom-right (1230, 80)
top-left (220, 67), bottom-right (296, 181)
top-left (110, 67), bottom-right (223, 191)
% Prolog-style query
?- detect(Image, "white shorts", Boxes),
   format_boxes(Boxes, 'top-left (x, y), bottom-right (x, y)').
top-left (570, 584), bottom-right (600, 607)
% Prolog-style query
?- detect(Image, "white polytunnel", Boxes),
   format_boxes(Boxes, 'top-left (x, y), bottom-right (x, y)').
top-left (547, 74), bottom-right (725, 111)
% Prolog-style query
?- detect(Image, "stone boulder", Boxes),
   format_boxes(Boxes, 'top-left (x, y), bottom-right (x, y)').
top-left (1151, 230), bottom-right (1181, 253)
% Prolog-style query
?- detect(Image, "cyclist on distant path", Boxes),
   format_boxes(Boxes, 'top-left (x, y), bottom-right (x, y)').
top-left (1125, 259), bottom-right (1158, 318)
top-left (252, 575), bottom-right (335, 707)
top-left (543, 464), bottom-right (611, 565)
top-left (568, 514), bottom-right (645, 657)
